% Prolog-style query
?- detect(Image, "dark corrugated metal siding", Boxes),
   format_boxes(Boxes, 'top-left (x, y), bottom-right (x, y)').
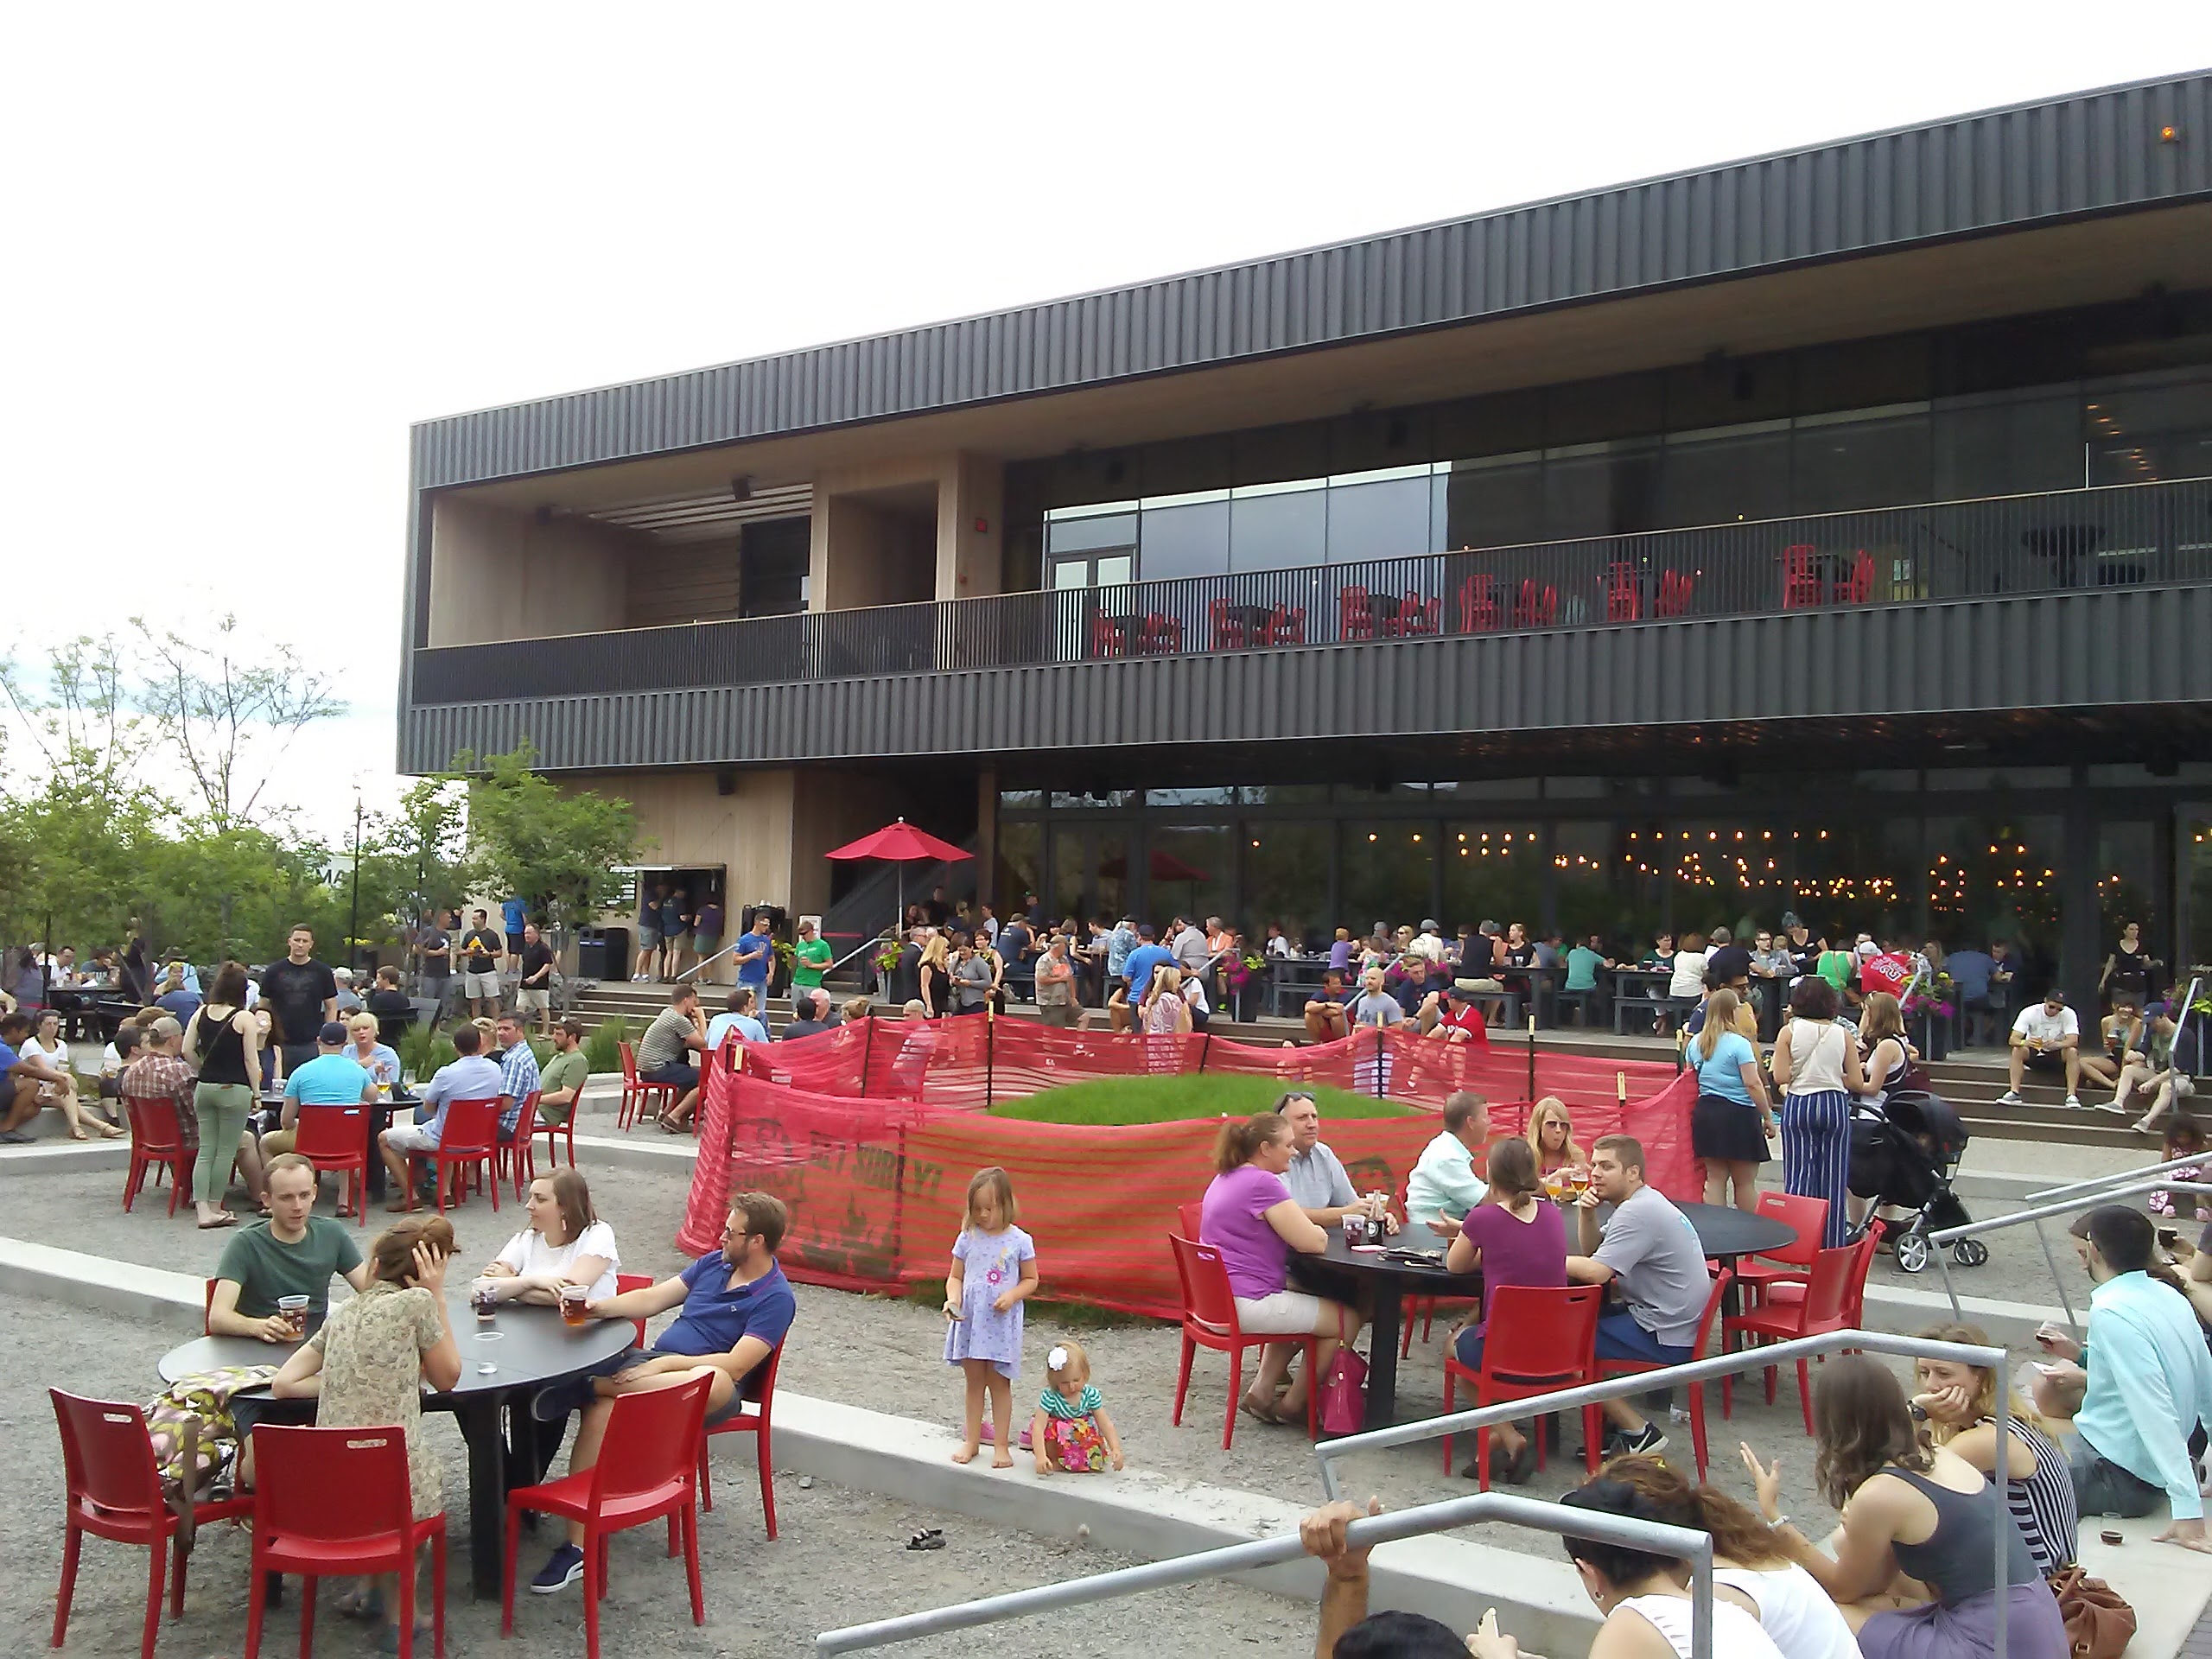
top-left (398, 583), bottom-right (2212, 773)
top-left (408, 75), bottom-right (2209, 493)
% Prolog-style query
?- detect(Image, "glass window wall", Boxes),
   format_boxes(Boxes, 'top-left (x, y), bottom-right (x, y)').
top-left (1923, 814), bottom-right (2063, 998)
top-left (1243, 821), bottom-right (1332, 946)
top-left (1144, 825), bottom-right (1234, 927)
top-left (1341, 821), bottom-right (1435, 938)
top-left (1441, 823), bottom-right (1543, 936)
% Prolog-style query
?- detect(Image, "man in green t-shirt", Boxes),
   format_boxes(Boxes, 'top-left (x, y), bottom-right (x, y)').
top-left (791, 917), bottom-right (833, 991)
top-left (207, 1154), bottom-right (369, 1338)
top-left (537, 1018), bottom-right (592, 1126)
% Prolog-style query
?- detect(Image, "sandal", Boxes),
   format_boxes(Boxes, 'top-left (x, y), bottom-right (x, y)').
top-left (905, 1528), bottom-right (945, 1551)
top-left (196, 1213), bottom-right (238, 1230)
top-left (1238, 1395), bottom-right (1285, 1427)
top-left (371, 1620), bottom-right (435, 1654)
top-left (333, 1586), bottom-right (385, 1619)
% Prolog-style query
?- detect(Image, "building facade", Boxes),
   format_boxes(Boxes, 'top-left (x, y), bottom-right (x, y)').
top-left (401, 72), bottom-right (2212, 1005)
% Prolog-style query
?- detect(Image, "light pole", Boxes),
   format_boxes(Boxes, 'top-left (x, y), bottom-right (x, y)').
top-left (347, 790), bottom-right (364, 975)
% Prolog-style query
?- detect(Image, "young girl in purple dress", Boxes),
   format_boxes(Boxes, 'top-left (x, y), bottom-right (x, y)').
top-left (944, 1166), bottom-right (1039, 1467)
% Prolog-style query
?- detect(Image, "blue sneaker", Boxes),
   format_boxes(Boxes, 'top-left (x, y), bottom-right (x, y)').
top-left (530, 1542), bottom-right (584, 1593)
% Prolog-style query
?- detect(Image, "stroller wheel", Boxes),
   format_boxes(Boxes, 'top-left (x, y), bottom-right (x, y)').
top-left (1953, 1238), bottom-right (1990, 1268)
top-left (1895, 1230), bottom-right (1932, 1274)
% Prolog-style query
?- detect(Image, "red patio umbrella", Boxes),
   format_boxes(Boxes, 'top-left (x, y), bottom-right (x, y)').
top-left (825, 817), bottom-right (973, 948)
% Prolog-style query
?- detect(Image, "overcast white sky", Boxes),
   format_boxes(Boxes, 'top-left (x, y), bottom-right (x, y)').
top-left (5, 3), bottom-right (2208, 840)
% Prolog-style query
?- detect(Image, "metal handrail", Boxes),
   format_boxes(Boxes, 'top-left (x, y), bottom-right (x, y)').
top-left (815, 1492), bottom-right (1714, 1656)
top-left (1313, 1328), bottom-right (2016, 1659)
top-left (2021, 976), bottom-right (2202, 1206)
top-left (1929, 1178), bottom-right (2212, 1325)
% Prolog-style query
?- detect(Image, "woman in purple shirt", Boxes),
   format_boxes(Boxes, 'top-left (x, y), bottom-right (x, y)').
top-left (1444, 1135), bottom-right (1568, 1482)
top-left (1198, 1111), bottom-right (1361, 1428)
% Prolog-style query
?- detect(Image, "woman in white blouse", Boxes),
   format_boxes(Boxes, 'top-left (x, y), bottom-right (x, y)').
top-left (22, 1010), bottom-right (120, 1139)
top-left (475, 1168), bottom-right (620, 1303)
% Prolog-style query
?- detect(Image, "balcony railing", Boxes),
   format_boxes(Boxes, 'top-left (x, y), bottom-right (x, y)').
top-left (410, 477), bottom-right (2212, 704)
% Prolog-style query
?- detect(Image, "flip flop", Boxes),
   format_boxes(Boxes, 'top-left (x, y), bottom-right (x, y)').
top-left (196, 1213), bottom-right (238, 1230)
top-left (1238, 1395), bottom-right (1285, 1427)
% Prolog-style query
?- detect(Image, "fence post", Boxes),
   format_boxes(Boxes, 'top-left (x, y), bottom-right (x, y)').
top-left (1197, 1032), bottom-right (1211, 1074)
top-left (859, 1016), bottom-right (874, 1098)
top-left (1526, 1013), bottom-right (1537, 1102)
top-left (985, 1007), bottom-right (995, 1109)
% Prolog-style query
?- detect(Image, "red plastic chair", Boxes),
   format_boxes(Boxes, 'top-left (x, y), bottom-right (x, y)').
top-left (531, 1084), bottom-right (578, 1173)
top-left (1656, 569), bottom-right (1697, 616)
top-left (1207, 597), bottom-right (1242, 649)
top-left (612, 1271), bottom-right (653, 1346)
top-left (1782, 543), bottom-right (1824, 608)
top-left (293, 1103), bottom-right (373, 1224)
top-left (51, 1389), bottom-right (253, 1659)
top-left (1176, 1200), bottom-right (1205, 1240)
top-left (401, 1096), bottom-right (500, 1214)
top-left (1723, 1242), bottom-right (1859, 1433)
top-left (1514, 581), bottom-right (1558, 627)
top-left (1842, 550), bottom-right (1876, 603)
top-left (503, 1373), bottom-right (713, 1659)
top-left (496, 1090), bottom-right (543, 1200)
top-left (1730, 1192), bottom-right (1827, 1308)
top-left (1761, 1219), bottom-right (1886, 1333)
top-left (1599, 1269), bottom-right (1732, 1479)
top-left (1338, 586), bottom-right (1374, 640)
top-left (203, 1277), bottom-right (218, 1334)
top-left (1273, 605), bottom-right (1306, 644)
top-left (698, 1344), bottom-right (785, 1539)
top-left (1088, 613), bottom-right (1128, 658)
top-left (1140, 613), bottom-right (1184, 652)
top-left (1604, 563), bottom-right (1642, 622)
top-left (1167, 1235), bottom-right (1319, 1447)
top-left (244, 1423), bottom-right (445, 1659)
top-left (1440, 1284), bottom-right (1605, 1487)
top-left (619, 1042), bottom-right (677, 1131)
top-left (119, 1093), bottom-right (197, 1216)
top-left (1458, 574), bottom-right (1497, 632)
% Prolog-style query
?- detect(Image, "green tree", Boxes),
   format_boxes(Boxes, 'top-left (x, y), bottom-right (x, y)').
top-left (452, 743), bottom-right (641, 949)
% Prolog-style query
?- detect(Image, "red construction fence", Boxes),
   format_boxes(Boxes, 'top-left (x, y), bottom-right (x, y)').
top-left (677, 1019), bottom-right (1696, 1319)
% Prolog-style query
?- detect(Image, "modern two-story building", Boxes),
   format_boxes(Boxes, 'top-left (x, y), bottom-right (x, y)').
top-left (402, 71), bottom-right (2212, 1005)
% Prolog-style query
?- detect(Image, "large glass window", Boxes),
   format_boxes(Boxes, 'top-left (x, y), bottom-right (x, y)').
top-left (1554, 819), bottom-right (1664, 947)
top-left (1243, 821), bottom-right (1332, 945)
top-left (1544, 442), bottom-right (1659, 539)
top-left (1050, 826), bottom-right (1128, 926)
top-left (1791, 408), bottom-right (1932, 514)
top-left (1442, 454), bottom-right (1543, 549)
top-left (1144, 825), bottom-right (1234, 927)
top-left (2096, 821), bottom-right (2163, 988)
top-left (1781, 821), bottom-right (1920, 948)
top-left (995, 820), bottom-right (1043, 912)
top-left (1931, 391), bottom-right (2081, 499)
top-left (1136, 494), bottom-right (1230, 580)
top-left (2088, 375), bottom-right (2212, 485)
top-left (1441, 823), bottom-right (1542, 936)
top-left (1658, 424), bottom-right (1791, 527)
top-left (1325, 468), bottom-right (1433, 563)
top-left (1923, 815), bottom-right (2063, 998)
top-left (1229, 485), bottom-right (1325, 573)
top-left (1340, 821), bottom-right (1435, 937)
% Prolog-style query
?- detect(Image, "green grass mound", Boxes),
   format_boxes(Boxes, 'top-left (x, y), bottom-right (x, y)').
top-left (988, 1072), bottom-right (1412, 1125)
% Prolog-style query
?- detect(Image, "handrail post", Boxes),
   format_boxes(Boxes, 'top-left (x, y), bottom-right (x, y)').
top-left (2031, 1218), bottom-right (2077, 1331)
top-left (1993, 1388), bottom-right (2011, 1659)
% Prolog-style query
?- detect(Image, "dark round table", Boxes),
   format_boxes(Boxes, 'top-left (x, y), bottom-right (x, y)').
top-left (1288, 1231), bottom-right (1484, 1427)
top-left (1289, 1199), bottom-right (1800, 1428)
top-left (157, 1287), bottom-right (635, 1599)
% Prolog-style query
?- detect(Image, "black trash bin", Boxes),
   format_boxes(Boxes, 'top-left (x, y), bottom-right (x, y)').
top-left (575, 926), bottom-right (629, 981)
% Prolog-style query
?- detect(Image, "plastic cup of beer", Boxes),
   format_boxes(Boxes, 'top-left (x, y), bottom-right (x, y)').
top-left (472, 1281), bottom-right (499, 1323)
top-left (560, 1285), bottom-right (590, 1326)
top-left (276, 1295), bottom-right (309, 1339)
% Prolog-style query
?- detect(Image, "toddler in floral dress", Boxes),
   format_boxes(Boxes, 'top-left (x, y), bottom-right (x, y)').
top-left (943, 1166), bottom-right (1038, 1467)
top-left (1030, 1338), bottom-right (1124, 1474)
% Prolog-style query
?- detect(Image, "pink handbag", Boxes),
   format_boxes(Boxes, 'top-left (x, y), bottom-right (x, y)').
top-left (1317, 1306), bottom-right (1368, 1436)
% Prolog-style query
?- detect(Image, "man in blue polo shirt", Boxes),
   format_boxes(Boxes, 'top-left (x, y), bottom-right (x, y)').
top-left (530, 1191), bottom-right (797, 1592)
top-left (732, 916), bottom-right (772, 997)
top-left (1113, 925), bottom-right (1172, 1033)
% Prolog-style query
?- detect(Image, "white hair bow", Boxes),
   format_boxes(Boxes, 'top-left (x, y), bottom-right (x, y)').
top-left (1047, 1345), bottom-right (1070, 1370)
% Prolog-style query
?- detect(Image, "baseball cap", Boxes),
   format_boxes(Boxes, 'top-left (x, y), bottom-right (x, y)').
top-left (1421, 918), bottom-right (1441, 932)
top-left (318, 1020), bottom-right (349, 1045)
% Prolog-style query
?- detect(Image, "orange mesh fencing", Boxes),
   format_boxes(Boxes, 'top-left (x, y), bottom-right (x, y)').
top-left (726, 1015), bottom-right (1677, 1118)
top-left (678, 1034), bottom-right (1700, 1319)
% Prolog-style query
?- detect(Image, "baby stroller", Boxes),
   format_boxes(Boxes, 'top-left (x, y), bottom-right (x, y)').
top-left (1847, 1087), bottom-right (1986, 1272)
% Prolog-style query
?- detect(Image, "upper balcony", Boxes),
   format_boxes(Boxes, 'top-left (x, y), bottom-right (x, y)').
top-left (414, 476), bottom-right (2210, 695)
top-left (400, 477), bottom-right (2212, 776)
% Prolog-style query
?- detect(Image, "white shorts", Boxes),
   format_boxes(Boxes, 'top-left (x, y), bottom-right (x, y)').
top-left (385, 1124), bottom-right (440, 1154)
top-left (1233, 1289), bottom-right (1326, 1336)
top-left (516, 988), bottom-right (550, 1014)
top-left (463, 972), bottom-right (499, 998)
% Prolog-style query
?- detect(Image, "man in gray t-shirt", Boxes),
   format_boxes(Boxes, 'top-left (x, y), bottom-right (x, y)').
top-left (1567, 1134), bottom-right (1710, 1455)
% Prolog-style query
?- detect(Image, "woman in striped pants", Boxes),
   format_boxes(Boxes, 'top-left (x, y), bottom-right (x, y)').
top-left (1770, 974), bottom-right (1856, 1248)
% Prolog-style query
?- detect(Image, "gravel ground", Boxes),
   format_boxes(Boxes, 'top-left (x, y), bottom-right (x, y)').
top-left (0, 1294), bottom-right (1312, 1659)
top-left (9, 1144), bottom-right (2061, 1571)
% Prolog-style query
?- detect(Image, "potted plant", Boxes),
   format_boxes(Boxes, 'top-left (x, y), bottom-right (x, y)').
top-left (1902, 971), bottom-right (1957, 1062)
